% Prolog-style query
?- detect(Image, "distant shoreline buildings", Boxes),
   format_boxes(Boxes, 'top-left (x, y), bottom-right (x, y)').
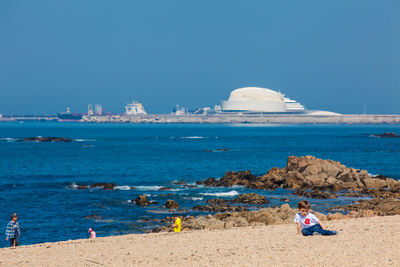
top-left (0, 87), bottom-right (354, 122)
top-left (54, 86), bottom-right (342, 121)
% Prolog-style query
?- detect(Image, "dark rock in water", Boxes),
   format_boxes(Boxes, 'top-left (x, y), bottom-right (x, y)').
top-left (332, 197), bottom-right (400, 216)
top-left (174, 181), bottom-right (187, 185)
top-left (206, 198), bottom-right (229, 205)
top-left (280, 198), bottom-right (290, 202)
top-left (196, 171), bottom-right (256, 187)
top-left (76, 184), bottom-right (88, 189)
top-left (293, 189), bottom-right (338, 199)
top-left (159, 193), bottom-right (175, 197)
top-left (196, 177), bottom-right (217, 186)
top-left (371, 132), bottom-right (400, 138)
top-left (134, 195), bottom-right (156, 206)
top-left (20, 136), bottom-right (72, 142)
top-left (159, 187), bottom-right (174, 191)
top-left (216, 148), bottom-right (230, 151)
top-left (85, 214), bottom-right (102, 220)
top-left (218, 170), bottom-right (256, 187)
top-left (91, 183), bottom-right (116, 190)
top-left (165, 199), bottom-right (179, 209)
top-left (231, 193), bottom-right (270, 204)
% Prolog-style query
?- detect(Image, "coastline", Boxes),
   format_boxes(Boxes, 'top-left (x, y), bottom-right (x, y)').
top-left (83, 114), bottom-right (400, 124)
top-left (2, 114), bottom-right (400, 124)
top-left (1, 215), bottom-right (399, 266)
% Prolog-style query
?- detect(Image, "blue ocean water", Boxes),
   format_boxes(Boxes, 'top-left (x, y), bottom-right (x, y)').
top-left (0, 122), bottom-right (400, 247)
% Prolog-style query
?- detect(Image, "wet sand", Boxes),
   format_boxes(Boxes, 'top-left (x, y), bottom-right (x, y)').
top-left (1, 215), bottom-right (399, 266)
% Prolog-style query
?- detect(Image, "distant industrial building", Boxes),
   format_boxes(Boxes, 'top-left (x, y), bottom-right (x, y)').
top-left (221, 87), bottom-right (306, 113)
top-left (95, 104), bottom-right (103, 115)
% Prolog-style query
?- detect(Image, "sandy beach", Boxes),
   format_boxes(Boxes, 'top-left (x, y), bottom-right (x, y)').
top-left (1, 215), bottom-right (399, 266)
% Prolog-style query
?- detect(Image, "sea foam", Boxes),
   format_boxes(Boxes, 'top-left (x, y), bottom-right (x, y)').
top-left (135, 185), bottom-right (162, 191)
top-left (180, 136), bottom-right (208, 139)
top-left (200, 190), bottom-right (239, 197)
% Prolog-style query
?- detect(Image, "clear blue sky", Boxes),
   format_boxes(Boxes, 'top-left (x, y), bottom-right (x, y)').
top-left (0, 0), bottom-right (399, 114)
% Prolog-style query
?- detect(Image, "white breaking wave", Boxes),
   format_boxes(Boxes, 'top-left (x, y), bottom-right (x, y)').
top-left (135, 186), bottom-right (162, 191)
top-left (74, 139), bottom-right (96, 142)
top-left (69, 182), bottom-right (78, 189)
top-left (0, 138), bottom-right (17, 142)
top-left (200, 190), bottom-right (239, 197)
top-left (180, 136), bottom-right (208, 139)
top-left (114, 185), bottom-right (133, 190)
top-left (191, 197), bottom-right (203, 201)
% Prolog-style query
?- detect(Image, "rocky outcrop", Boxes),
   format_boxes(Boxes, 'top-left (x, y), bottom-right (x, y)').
top-left (193, 204), bottom-right (247, 213)
top-left (20, 137), bottom-right (72, 142)
top-left (164, 200), bottom-right (179, 209)
top-left (134, 195), bottom-right (157, 206)
top-left (192, 194), bottom-right (268, 213)
top-left (196, 156), bottom-right (400, 193)
top-left (153, 201), bottom-right (398, 233)
top-left (231, 193), bottom-right (270, 204)
top-left (184, 204), bottom-right (297, 231)
top-left (332, 198), bottom-right (400, 216)
top-left (360, 188), bottom-right (400, 199)
top-left (293, 189), bottom-right (338, 199)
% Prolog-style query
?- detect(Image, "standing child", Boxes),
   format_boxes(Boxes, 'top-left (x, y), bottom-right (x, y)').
top-left (294, 200), bottom-right (337, 236)
top-left (5, 213), bottom-right (20, 247)
top-left (172, 215), bottom-right (181, 233)
top-left (88, 228), bottom-right (96, 239)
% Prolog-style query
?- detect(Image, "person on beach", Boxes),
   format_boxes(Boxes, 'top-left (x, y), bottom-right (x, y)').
top-left (172, 215), bottom-right (181, 232)
top-left (88, 228), bottom-right (96, 239)
top-left (294, 200), bottom-right (337, 236)
top-left (5, 213), bottom-right (20, 247)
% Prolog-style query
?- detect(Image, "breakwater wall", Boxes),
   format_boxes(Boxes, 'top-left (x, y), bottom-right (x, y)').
top-left (82, 114), bottom-right (400, 124)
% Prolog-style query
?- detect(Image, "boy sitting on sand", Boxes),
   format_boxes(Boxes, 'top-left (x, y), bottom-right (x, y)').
top-left (294, 200), bottom-right (337, 236)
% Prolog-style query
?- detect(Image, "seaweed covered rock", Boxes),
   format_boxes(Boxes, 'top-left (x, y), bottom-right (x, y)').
top-left (134, 195), bottom-right (157, 206)
top-left (231, 193), bottom-right (270, 204)
top-left (20, 137), bottom-right (72, 142)
top-left (91, 183), bottom-right (116, 190)
top-left (164, 200), bottom-right (179, 209)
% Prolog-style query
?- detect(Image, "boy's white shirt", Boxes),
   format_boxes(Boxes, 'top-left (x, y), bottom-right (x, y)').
top-left (294, 212), bottom-right (319, 229)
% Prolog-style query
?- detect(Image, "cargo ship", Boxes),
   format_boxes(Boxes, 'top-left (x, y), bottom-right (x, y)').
top-left (57, 107), bottom-right (83, 121)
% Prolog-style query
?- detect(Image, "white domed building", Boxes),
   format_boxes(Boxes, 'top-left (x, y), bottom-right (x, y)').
top-left (221, 87), bottom-right (306, 113)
